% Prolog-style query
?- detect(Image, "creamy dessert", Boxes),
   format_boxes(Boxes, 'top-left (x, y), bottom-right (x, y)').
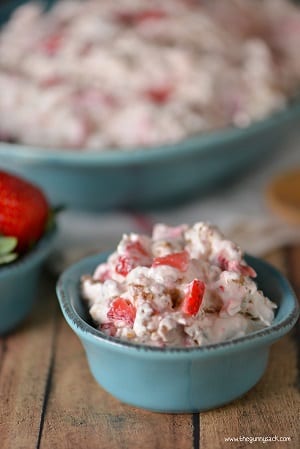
top-left (81, 222), bottom-right (276, 347)
top-left (0, 0), bottom-right (299, 150)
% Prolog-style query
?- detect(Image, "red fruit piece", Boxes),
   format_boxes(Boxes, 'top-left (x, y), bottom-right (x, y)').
top-left (40, 33), bottom-right (63, 56)
top-left (218, 255), bottom-right (256, 277)
top-left (152, 251), bottom-right (189, 271)
top-left (135, 9), bottom-right (167, 22)
top-left (0, 171), bottom-right (49, 253)
top-left (217, 255), bottom-right (229, 271)
top-left (126, 241), bottom-right (149, 257)
top-left (40, 76), bottom-right (64, 88)
top-left (115, 240), bottom-right (150, 276)
top-left (116, 9), bottom-right (167, 26)
top-left (107, 298), bottom-right (136, 325)
top-left (182, 279), bottom-right (205, 316)
top-left (115, 255), bottom-right (135, 276)
top-left (144, 85), bottom-right (173, 105)
top-left (237, 263), bottom-right (257, 278)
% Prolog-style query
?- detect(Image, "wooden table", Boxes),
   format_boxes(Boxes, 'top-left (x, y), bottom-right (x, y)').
top-left (1, 246), bottom-right (299, 449)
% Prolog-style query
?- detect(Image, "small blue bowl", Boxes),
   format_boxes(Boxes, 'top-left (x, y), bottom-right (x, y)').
top-left (56, 253), bottom-right (299, 412)
top-left (0, 228), bottom-right (57, 335)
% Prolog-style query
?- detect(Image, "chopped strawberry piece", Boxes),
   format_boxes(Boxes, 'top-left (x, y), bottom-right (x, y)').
top-left (115, 240), bottom-right (150, 276)
top-left (116, 9), bottom-right (167, 26)
top-left (237, 263), bottom-right (257, 278)
top-left (115, 255), bottom-right (135, 276)
top-left (144, 85), bottom-right (173, 104)
top-left (107, 298), bottom-right (136, 325)
top-left (126, 241), bottom-right (149, 257)
top-left (40, 76), bottom-right (64, 88)
top-left (40, 33), bottom-right (63, 56)
top-left (135, 9), bottom-right (167, 22)
top-left (152, 251), bottom-right (189, 271)
top-left (217, 255), bottom-right (256, 277)
top-left (182, 279), bottom-right (205, 316)
top-left (217, 255), bottom-right (229, 271)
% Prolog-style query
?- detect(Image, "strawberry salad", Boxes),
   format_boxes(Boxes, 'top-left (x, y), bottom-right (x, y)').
top-left (81, 223), bottom-right (276, 347)
top-left (0, 0), bottom-right (300, 150)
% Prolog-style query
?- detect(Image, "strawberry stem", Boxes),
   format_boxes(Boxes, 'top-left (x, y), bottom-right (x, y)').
top-left (46, 205), bottom-right (64, 232)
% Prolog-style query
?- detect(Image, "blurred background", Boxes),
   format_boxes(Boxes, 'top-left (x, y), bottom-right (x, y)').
top-left (0, 0), bottom-right (299, 267)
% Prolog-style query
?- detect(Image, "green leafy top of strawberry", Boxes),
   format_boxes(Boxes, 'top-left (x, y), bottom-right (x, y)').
top-left (0, 236), bottom-right (18, 265)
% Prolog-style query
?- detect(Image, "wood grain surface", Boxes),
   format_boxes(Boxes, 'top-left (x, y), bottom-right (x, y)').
top-left (0, 246), bottom-right (299, 449)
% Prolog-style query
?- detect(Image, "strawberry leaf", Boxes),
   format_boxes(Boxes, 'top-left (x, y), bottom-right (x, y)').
top-left (0, 236), bottom-right (18, 265)
top-left (0, 253), bottom-right (18, 264)
top-left (46, 205), bottom-right (64, 232)
top-left (0, 236), bottom-right (18, 255)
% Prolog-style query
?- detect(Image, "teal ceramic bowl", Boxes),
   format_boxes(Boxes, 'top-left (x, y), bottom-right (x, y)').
top-left (0, 228), bottom-right (57, 335)
top-left (1, 1), bottom-right (300, 211)
top-left (56, 253), bottom-right (299, 412)
top-left (0, 102), bottom-right (299, 211)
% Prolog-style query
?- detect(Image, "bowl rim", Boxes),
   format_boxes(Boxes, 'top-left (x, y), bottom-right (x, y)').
top-left (56, 252), bottom-right (299, 355)
top-left (1, 99), bottom-right (300, 167)
top-left (0, 226), bottom-right (57, 278)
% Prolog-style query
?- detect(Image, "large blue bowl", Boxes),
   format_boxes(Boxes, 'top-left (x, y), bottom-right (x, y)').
top-left (56, 253), bottom-right (299, 412)
top-left (1, 100), bottom-right (299, 212)
top-left (0, 228), bottom-right (57, 335)
top-left (1, 0), bottom-right (300, 211)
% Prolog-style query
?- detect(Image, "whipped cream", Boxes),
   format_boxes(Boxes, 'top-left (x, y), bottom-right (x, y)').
top-left (81, 222), bottom-right (276, 347)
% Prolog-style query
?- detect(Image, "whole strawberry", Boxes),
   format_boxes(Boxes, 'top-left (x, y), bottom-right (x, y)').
top-left (0, 170), bottom-right (50, 255)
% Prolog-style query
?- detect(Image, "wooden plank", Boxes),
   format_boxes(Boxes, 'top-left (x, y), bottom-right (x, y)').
top-left (286, 245), bottom-right (300, 298)
top-left (200, 249), bottom-right (300, 449)
top-left (1, 247), bottom-right (299, 449)
top-left (200, 334), bottom-right (299, 448)
top-left (40, 313), bottom-right (194, 449)
top-left (263, 248), bottom-right (289, 275)
top-left (0, 274), bottom-right (58, 449)
top-left (286, 245), bottom-right (300, 393)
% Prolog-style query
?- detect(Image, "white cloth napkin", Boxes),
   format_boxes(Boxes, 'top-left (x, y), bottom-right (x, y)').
top-left (52, 130), bottom-right (300, 273)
